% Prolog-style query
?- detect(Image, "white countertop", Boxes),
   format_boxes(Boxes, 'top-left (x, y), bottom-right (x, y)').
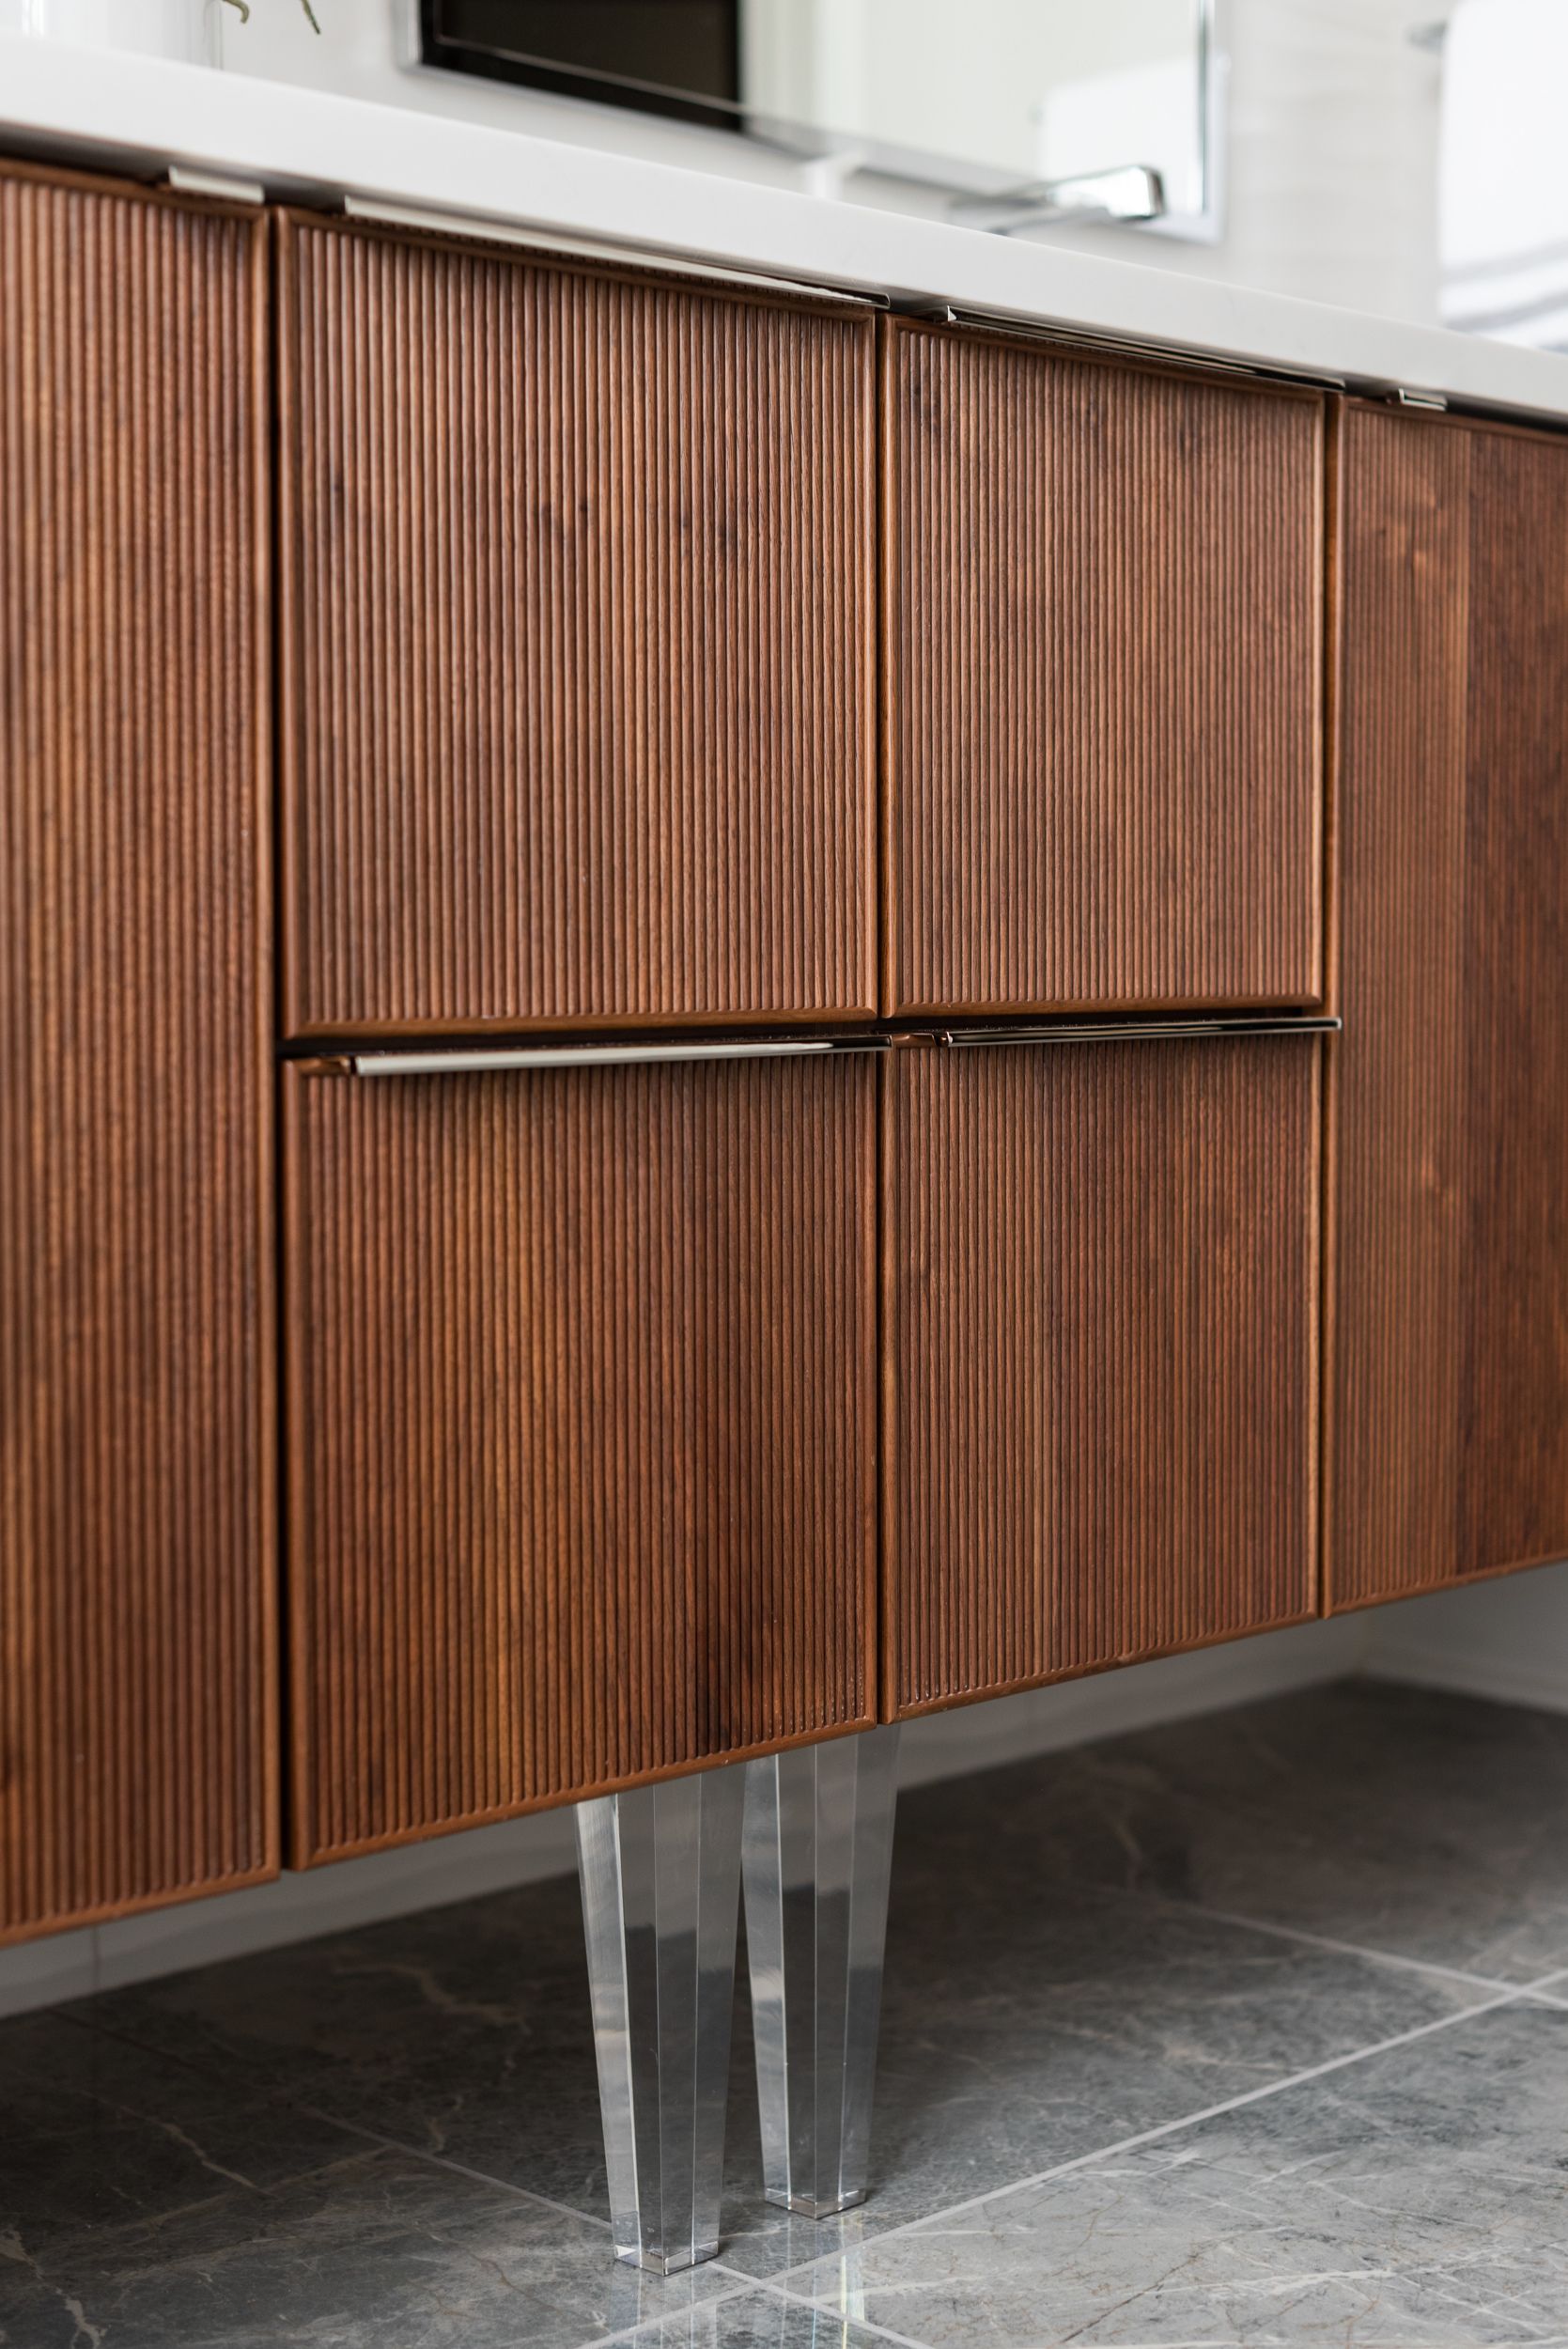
top-left (6, 31), bottom-right (1568, 428)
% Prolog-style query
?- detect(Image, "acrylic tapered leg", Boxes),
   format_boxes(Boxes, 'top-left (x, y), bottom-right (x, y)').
top-left (575, 1767), bottom-right (745, 2273)
top-left (742, 1725), bottom-right (901, 2218)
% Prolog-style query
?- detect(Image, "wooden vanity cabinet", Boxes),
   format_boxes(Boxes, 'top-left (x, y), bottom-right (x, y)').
top-left (283, 1050), bottom-right (879, 1861)
top-left (882, 320), bottom-right (1327, 1019)
top-left (276, 212), bottom-right (878, 1039)
top-left (13, 148), bottom-right (1568, 1947)
top-left (887, 1034), bottom-right (1322, 1713)
top-left (1327, 405), bottom-right (1568, 1609)
top-left (0, 165), bottom-right (276, 1941)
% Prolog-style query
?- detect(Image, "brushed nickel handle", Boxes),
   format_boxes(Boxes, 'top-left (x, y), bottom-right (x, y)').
top-left (933, 1017), bottom-right (1342, 1050)
top-left (296, 1035), bottom-right (893, 1078)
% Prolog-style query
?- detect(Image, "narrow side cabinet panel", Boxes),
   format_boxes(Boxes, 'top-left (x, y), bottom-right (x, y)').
top-left (285, 1055), bottom-right (878, 1861)
top-left (889, 1038), bottom-right (1321, 1712)
top-left (278, 213), bottom-right (877, 1034)
top-left (1328, 409), bottom-right (1568, 1606)
top-left (884, 321), bottom-right (1325, 1017)
top-left (0, 167), bottom-right (275, 1939)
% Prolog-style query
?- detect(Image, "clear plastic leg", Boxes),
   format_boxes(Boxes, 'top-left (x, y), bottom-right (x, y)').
top-left (741, 1726), bottom-right (901, 2218)
top-left (576, 1767), bottom-right (745, 2272)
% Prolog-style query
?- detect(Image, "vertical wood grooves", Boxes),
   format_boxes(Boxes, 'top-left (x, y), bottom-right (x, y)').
top-left (285, 1056), bottom-right (877, 1861)
top-left (889, 1038), bottom-right (1320, 1711)
top-left (278, 214), bottom-right (877, 1036)
top-left (1329, 407), bottom-right (1568, 1609)
top-left (1327, 409), bottom-right (1468, 1610)
top-left (883, 320), bottom-right (1324, 1017)
top-left (0, 164), bottom-right (274, 1943)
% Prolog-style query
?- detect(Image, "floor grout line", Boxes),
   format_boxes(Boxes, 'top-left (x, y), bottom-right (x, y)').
top-left (1159, 1896), bottom-right (1533, 1999)
top-left (291, 2106), bottom-right (619, 2234)
top-left (765, 1986), bottom-right (1529, 2293)
top-left (746, 2269), bottom-right (942, 2349)
top-left (567, 2276), bottom-right (761, 2349)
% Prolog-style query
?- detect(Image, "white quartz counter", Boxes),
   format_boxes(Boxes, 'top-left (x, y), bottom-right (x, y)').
top-left (5, 30), bottom-right (1568, 427)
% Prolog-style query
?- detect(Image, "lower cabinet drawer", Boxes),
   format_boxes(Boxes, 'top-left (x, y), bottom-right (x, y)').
top-left (283, 1051), bottom-right (878, 1863)
top-left (888, 1034), bottom-right (1323, 1712)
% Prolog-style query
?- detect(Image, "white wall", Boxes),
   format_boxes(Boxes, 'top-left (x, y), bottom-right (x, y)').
top-left (1439, 0), bottom-right (1568, 347)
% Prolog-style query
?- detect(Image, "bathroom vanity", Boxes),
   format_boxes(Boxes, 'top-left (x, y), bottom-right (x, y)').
top-left (2, 39), bottom-right (1565, 2274)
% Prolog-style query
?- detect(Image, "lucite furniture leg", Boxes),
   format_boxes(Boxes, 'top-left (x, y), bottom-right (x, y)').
top-left (575, 1767), bottom-right (746, 2273)
top-left (741, 1725), bottom-right (901, 2218)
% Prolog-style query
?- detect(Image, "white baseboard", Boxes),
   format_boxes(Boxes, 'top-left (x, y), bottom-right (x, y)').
top-left (1370, 1642), bottom-right (1568, 1715)
top-left (1362, 1559), bottom-right (1568, 1717)
top-left (0, 1614), bottom-right (1371, 2022)
top-left (0, 1809), bottom-right (580, 2021)
top-left (895, 1615), bottom-right (1371, 1787)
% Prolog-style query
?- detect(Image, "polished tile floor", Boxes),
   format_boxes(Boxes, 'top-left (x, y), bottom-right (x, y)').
top-left (5, 1677), bottom-right (1568, 2348)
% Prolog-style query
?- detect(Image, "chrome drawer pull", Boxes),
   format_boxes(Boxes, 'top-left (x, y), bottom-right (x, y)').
top-left (935, 1016), bottom-right (1343, 1050)
top-left (297, 1035), bottom-right (893, 1078)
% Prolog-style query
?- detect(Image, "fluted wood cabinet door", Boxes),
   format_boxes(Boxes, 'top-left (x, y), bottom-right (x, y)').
top-left (1327, 406), bottom-right (1568, 1609)
top-left (278, 213), bottom-right (877, 1037)
top-left (888, 1036), bottom-right (1321, 1713)
top-left (0, 165), bottom-right (275, 1941)
top-left (883, 320), bottom-right (1326, 1017)
top-left (284, 1052), bottom-right (878, 1861)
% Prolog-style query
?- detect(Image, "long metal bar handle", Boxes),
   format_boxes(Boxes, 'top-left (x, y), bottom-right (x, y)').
top-left (296, 1035), bottom-right (893, 1079)
top-left (934, 1016), bottom-right (1342, 1050)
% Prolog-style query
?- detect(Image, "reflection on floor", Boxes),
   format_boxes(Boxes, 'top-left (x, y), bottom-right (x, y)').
top-left (5, 1678), bottom-right (1568, 2348)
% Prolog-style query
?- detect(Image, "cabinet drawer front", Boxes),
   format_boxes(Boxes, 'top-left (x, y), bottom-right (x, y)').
top-left (1, 167), bottom-right (275, 1942)
top-left (889, 1036), bottom-right (1321, 1711)
top-left (280, 215), bottom-right (877, 1034)
top-left (285, 1053), bottom-right (878, 1861)
top-left (885, 322), bottom-right (1324, 1016)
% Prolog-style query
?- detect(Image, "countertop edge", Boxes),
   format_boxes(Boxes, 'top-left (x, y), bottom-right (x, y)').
top-left (4, 33), bottom-right (1568, 427)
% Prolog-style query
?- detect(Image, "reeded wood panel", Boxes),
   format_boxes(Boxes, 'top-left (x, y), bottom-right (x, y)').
top-left (889, 1038), bottom-right (1320, 1713)
top-left (1327, 410), bottom-right (1468, 1609)
top-left (285, 1055), bottom-right (877, 1861)
top-left (884, 320), bottom-right (1325, 1016)
top-left (1328, 408), bottom-right (1568, 1608)
top-left (279, 213), bottom-right (877, 1035)
top-left (0, 166), bottom-right (274, 1941)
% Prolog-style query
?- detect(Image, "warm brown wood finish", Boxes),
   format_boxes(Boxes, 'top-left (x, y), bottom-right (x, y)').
top-left (888, 1036), bottom-right (1321, 1713)
top-left (278, 213), bottom-right (877, 1038)
top-left (0, 164), bottom-right (275, 1941)
top-left (1328, 406), bottom-right (1568, 1609)
top-left (883, 320), bottom-right (1326, 1017)
top-left (284, 1053), bottom-right (878, 1860)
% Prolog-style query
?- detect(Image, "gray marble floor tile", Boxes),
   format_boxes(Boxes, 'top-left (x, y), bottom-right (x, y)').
top-left (58, 1836), bottom-right (1491, 2286)
top-left (0, 2008), bottom-right (354, 2256)
top-left (65, 1875), bottom-right (615, 2212)
top-left (0, 2146), bottom-right (733, 2349)
top-left (902, 1680), bottom-right (1568, 1984)
top-left (784, 1999), bottom-right (1568, 2348)
top-left (712, 1883), bottom-right (1484, 2280)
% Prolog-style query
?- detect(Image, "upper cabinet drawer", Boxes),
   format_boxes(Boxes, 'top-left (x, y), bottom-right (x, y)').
top-left (884, 322), bottom-right (1325, 1017)
top-left (278, 215), bottom-right (877, 1035)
